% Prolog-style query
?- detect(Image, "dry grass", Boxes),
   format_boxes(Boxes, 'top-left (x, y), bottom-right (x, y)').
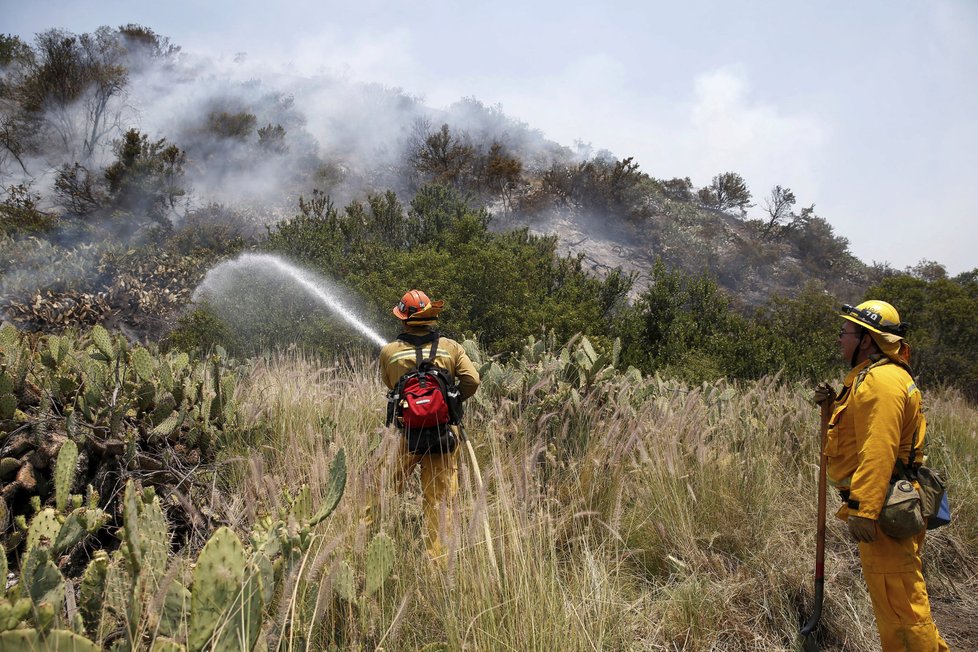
top-left (203, 350), bottom-right (978, 651)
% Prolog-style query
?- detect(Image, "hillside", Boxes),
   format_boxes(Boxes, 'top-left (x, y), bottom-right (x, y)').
top-left (1, 25), bottom-right (869, 331)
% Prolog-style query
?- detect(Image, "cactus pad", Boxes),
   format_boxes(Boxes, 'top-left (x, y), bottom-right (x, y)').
top-left (331, 560), bottom-right (356, 602)
top-left (101, 555), bottom-right (132, 639)
top-left (364, 532), bottom-right (396, 598)
top-left (288, 485), bottom-right (313, 523)
top-left (131, 347), bottom-right (156, 382)
top-left (54, 440), bottom-right (79, 512)
top-left (150, 637), bottom-right (187, 652)
top-left (90, 325), bottom-right (115, 361)
top-left (157, 578), bottom-right (191, 640)
top-left (121, 482), bottom-right (143, 575)
top-left (189, 527), bottom-right (261, 652)
top-left (310, 448), bottom-right (346, 527)
top-left (158, 360), bottom-right (174, 392)
top-left (52, 510), bottom-right (87, 554)
top-left (150, 412), bottom-right (183, 439)
top-left (139, 493), bottom-right (170, 587)
top-left (79, 552), bottom-right (108, 634)
top-left (25, 509), bottom-right (61, 554)
top-left (0, 628), bottom-right (101, 652)
top-left (251, 552), bottom-right (275, 606)
top-left (0, 394), bottom-right (15, 421)
top-left (23, 552), bottom-right (65, 618)
top-left (0, 597), bottom-right (31, 631)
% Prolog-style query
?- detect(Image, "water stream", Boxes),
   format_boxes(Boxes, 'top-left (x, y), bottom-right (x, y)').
top-left (193, 253), bottom-right (388, 348)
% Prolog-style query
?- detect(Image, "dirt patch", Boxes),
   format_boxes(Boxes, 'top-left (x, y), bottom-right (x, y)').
top-left (930, 586), bottom-right (978, 650)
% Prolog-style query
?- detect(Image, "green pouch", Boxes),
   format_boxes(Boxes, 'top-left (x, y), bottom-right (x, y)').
top-left (878, 479), bottom-right (925, 539)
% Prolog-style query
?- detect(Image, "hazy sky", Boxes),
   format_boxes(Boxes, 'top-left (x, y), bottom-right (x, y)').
top-left (5, 0), bottom-right (977, 274)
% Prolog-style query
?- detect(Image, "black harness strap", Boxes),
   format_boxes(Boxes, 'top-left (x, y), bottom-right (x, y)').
top-left (412, 337), bottom-right (439, 370)
top-left (397, 331), bottom-right (439, 347)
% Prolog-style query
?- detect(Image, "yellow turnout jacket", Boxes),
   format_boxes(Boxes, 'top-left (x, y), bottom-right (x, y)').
top-left (825, 357), bottom-right (926, 521)
top-left (379, 326), bottom-right (480, 399)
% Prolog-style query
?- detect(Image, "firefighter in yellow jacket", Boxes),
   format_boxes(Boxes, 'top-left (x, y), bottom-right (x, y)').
top-left (822, 300), bottom-right (949, 651)
top-left (379, 289), bottom-right (480, 559)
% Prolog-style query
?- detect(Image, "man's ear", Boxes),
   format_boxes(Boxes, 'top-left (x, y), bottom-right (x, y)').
top-left (859, 332), bottom-right (875, 352)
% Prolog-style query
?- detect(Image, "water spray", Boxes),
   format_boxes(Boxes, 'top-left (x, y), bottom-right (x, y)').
top-left (194, 253), bottom-right (388, 348)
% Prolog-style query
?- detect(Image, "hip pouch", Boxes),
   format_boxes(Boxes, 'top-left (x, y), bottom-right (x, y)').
top-left (878, 478), bottom-right (925, 539)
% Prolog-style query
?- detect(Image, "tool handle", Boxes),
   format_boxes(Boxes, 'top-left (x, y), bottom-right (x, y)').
top-left (801, 398), bottom-right (832, 636)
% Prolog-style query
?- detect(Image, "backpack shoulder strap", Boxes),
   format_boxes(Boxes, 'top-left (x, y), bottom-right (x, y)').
top-left (426, 336), bottom-right (440, 364)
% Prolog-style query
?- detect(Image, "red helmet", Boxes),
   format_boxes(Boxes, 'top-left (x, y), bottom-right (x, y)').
top-left (393, 289), bottom-right (439, 320)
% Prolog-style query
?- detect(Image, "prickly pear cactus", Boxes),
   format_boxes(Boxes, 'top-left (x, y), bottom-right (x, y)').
top-left (0, 628), bottom-right (100, 651)
top-left (0, 371), bottom-right (15, 421)
top-left (364, 532), bottom-right (395, 598)
top-left (25, 508), bottom-right (60, 555)
top-left (189, 527), bottom-right (263, 652)
top-left (21, 547), bottom-right (65, 630)
top-left (333, 531), bottom-right (396, 603)
top-left (331, 560), bottom-right (356, 603)
top-left (131, 346), bottom-right (156, 382)
top-left (79, 552), bottom-right (109, 634)
top-left (0, 597), bottom-right (31, 632)
top-left (90, 325), bottom-right (115, 362)
top-left (54, 440), bottom-right (78, 512)
top-left (310, 448), bottom-right (346, 527)
top-left (150, 637), bottom-right (187, 652)
top-left (157, 577), bottom-right (192, 641)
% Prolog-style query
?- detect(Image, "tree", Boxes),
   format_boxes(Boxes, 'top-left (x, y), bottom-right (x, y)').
top-left (538, 156), bottom-right (651, 219)
top-left (869, 273), bottom-right (978, 399)
top-left (54, 162), bottom-right (104, 216)
top-left (761, 185), bottom-right (796, 238)
top-left (660, 177), bottom-right (694, 201)
top-left (908, 259), bottom-right (947, 282)
top-left (479, 141), bottom-right (523, 211)
top-left (0, 181), bottom-right (53, 235)
top-left (3, 28), bottom-right (129, 164)
top-left (206, 111), bottom-right (257, 141)
top-left (116, 24), bottom-right (179, 66)
top-left (257, 123), bottom-right (287, 153)
top-left (698, 172), bottom-right (753, 215)
top-left (410, 121), bottom-right (475, 188)
top-left (103, 128), bottom-right (186, 226)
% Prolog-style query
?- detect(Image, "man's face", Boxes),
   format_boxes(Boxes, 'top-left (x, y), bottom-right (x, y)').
top-left (838, 322), bottom-right (864, 364)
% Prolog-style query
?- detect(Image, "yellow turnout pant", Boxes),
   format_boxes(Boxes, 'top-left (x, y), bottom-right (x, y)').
top-left (392, 438), bottom-right (459, 559)
top-left (859, 528), bottom-right (949, 651)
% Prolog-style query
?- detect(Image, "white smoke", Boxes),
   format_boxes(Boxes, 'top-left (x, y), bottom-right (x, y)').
top-left (2, 32), bottom-right (570, 222)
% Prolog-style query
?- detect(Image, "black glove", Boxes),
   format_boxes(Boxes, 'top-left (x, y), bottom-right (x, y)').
top-left (812, 382), bottom-right (836, 406)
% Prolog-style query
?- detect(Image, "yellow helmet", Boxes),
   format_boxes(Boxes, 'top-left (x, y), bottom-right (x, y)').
top-left (839, 300), bottom-right (908, 337)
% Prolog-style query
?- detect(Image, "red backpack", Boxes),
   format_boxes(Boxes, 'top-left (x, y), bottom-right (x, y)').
top-left (386, 336), bottom-right (463, 453)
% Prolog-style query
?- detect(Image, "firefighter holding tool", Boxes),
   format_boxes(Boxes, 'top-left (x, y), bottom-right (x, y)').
top-left (822, 300), bottom-right (949, 651)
